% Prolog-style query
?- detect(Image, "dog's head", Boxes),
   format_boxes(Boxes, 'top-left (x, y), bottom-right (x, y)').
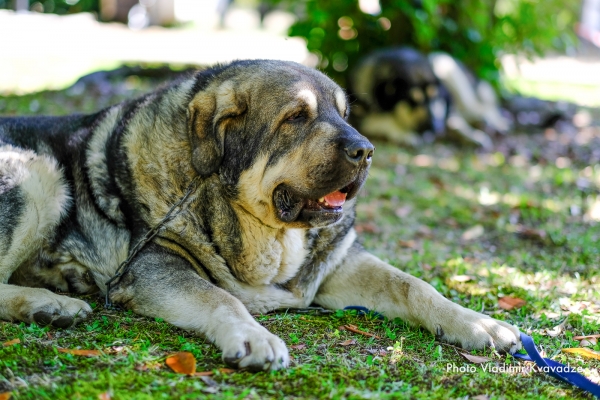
top-left (187, 60), bottom-right (373, 229)
top-left (352, 47), bottom-right (449, 135)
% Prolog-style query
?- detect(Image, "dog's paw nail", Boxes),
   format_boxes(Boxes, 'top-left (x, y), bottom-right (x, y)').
top-left (52, 316), bottom-right (74, 328)
top-left (435, 325), bottom-right (444, 338)
top-left (33, 311), bottom-right (53, 326)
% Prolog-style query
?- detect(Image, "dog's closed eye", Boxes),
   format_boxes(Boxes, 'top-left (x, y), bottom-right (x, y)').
top-left (287, 112), bottom-right (305, 122)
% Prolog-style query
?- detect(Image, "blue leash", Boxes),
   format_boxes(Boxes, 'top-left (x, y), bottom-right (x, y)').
top-left (513, 332), bottom-right (600, 397)
top-left (344, 307), bottom-right (600, 397)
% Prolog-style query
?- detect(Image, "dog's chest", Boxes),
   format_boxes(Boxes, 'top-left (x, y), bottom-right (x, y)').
top-left (234, 225), bottom-right (308, 286)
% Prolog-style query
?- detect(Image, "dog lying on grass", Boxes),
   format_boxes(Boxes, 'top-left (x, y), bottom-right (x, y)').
top-left (0, 60), bottom-right (520, 371)
top-left (350, 47), bottom-right (510, 149)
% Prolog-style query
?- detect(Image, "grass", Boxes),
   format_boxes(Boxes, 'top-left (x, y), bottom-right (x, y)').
top-left (1, 70), bottom-right (600, 399)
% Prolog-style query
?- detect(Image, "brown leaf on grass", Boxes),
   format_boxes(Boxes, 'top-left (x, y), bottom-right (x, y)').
top-left (459, 352), bottom-right (492, 364)
top-left (562, 348), bottom-right (600, 360)
top-left (428, 175), bottom-right (445, 190)
top-left (472, 395), bottom-right (489, 400)
top-left (354, 222), bottom-right (379, 234)
top-left (574, 334), bottom-right (600, 340)
top-left (0, 393), bottom-right (11, 400)
top-left (343, 324), bottom-right (381, 339)
top-left (398, 240), bottom-right (417, 249)
top-left (290, 344), bottom-right (306, 350)
top-left (218, 368), bottom-right (236, 374)
top-left (339, 339), bottom-right (356, 347)
top-left (515, 225), bottom-right (547, 242)
top-left (98, 392), bottom-right (111, 400)
top-left (58, 348), bottom-right (101, 356)
top-left (2, 339), bottom-right (20, 347)
top-left (194, 371), bottom-right (214, 377)
top-left (165, 352), bottom-right (196, 375)
top-left (546, 320), bottom-right (566, 337)
top-left (498, 296), bottom-right (526, 311)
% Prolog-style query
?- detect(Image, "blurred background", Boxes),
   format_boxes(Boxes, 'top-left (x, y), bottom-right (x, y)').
top-left (0, 0), bottom-right (599, 107)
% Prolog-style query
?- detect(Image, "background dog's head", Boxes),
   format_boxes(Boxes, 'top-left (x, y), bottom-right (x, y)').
top-left (187, 60), bottom-right (373, 229)
top-left (351, 47), bottom-right (449, 135)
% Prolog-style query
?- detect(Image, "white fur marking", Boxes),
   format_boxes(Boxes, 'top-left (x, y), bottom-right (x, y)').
top-left (298, 89), bottom-right (318, 114)
top-left (335, 90), bottom-right (347, 116)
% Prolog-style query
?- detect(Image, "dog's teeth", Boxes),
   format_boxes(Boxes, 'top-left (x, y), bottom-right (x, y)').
top-left (318, 197), bottom-right (324, 202)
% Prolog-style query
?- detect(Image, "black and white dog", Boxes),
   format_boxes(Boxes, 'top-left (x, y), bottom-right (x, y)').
top-left (350, 47), bottom-right (509, 148)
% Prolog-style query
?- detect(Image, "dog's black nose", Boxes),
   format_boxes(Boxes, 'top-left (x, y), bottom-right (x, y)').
top-left (344, 140), bottom-right (374, 165)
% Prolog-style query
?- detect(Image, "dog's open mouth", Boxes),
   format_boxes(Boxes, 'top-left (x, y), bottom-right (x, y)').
top-left (304, 184), bottom-right (353, 210)
top-left (273, 181), bottom-right (358, 224)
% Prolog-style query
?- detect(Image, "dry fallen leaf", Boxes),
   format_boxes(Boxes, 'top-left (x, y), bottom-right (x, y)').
top-left (98, 392), bottom-right (111, 400)
top-left (0, 393), bottom-right (11, 400)
top-left (166, 352), bottom-right (197, 375)
top-left (2, 339), bottom-right (20, 347)
top-left (472, 395), bottom-right (489, 400)
top-left (461, 225), bottom-right (484, 241)
top-left (459, 352), bottom-right (492, 364)
top-left (516, 226), bottom-right (547, 241)
top-left (58, 348), bottom-right (101, 357)
top-left (546, 320), bottom-right (566, 337)
top-left (194, 371), bottom-right (215, 377)
top-left (498, 296), bottom-right (526, 311)
top-left (343, 324), bottom-right (381, 339)
top-left (574, 334), bottom-right (600, 340)
top-left (290, 344), bottom-right (306, 350)
top-left (339, 339), bottom-right (357, 347)
top-left (354, 222), bottom-right (379, 234)
top-left (398, 239), bottom-right (417, 249)
top-left (218, 368), bottom-right (236, 374)
top-left (562, 348), bottom-right (600, 360)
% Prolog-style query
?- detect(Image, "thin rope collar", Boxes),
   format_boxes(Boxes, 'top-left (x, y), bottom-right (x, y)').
top-left (105, 176), bottom-right (201, 308)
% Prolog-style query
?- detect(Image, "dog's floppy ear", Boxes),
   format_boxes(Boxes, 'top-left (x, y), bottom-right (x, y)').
top-left (187, 80), bottom-right (246, 176)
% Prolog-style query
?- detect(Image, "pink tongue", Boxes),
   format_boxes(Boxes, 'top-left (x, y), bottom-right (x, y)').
top-left (324, 191), bottom-right (347, 207)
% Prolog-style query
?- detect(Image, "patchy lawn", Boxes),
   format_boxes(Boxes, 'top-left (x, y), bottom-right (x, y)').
top-left (1, 69), bottom-right (599, 399)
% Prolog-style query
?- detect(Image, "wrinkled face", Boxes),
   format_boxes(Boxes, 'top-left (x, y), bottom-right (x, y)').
top-left (190, 61), bottom-right (373, 229)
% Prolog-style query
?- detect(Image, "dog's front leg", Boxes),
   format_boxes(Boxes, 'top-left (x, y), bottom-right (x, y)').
top-left (108, 243), bottom-right (288, 371)
top-left (314, 245), bottom-right (521, 353)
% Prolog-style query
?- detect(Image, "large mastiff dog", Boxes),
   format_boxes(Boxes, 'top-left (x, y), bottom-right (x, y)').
top-left (0, 60), bottom-right (520, 370)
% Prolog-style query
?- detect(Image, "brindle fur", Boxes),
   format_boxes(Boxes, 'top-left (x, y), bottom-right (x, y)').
top-left (0, 60), bottom-right (520, 371)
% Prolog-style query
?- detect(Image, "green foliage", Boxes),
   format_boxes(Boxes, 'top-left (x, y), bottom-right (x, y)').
top-left (0, 0), bottom-right (99, 15)
top-left (272, 0), bottom-right (578, 86)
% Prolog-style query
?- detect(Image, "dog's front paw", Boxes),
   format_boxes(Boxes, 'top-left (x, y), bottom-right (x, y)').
top-left (19, 288), bottom-right (92, 328)
top-left (218, 322), bottom-right (289, 371)
top-left (436, 307), bottom-right (521, 353)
